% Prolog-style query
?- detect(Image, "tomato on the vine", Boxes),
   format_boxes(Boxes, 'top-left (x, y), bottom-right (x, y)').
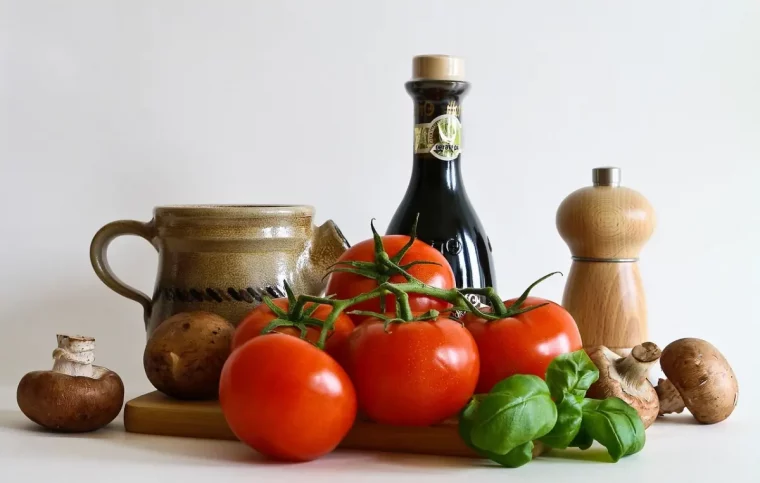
top-left (464, 296), bottom-right (582, 393)
top-left (231, 298), bottom-right (354, 365)
top-left (346, 315), bottom-right (479, 426)
top-left (325, 235), bottom-right (456, 324)
top-left (219, 333), bottom-right (357, 462)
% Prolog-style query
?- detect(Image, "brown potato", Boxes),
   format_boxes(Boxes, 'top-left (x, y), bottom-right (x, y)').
top-left (144, 311), bottom-right (235, 400)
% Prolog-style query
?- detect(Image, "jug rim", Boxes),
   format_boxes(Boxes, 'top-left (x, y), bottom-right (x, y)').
top-left (154, 204), bottom-right (314, 218)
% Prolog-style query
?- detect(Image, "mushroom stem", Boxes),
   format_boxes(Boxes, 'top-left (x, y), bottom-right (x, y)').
top-left (655, 378), bottom-right (686, 415)
top-left (585, 343), bottom-right (662, 428)
top-left (613, 341), bottom-right (662, 388)
top-left (51, 335), bottom-right (95, 378)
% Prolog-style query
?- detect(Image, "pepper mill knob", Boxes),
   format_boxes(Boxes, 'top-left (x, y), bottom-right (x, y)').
top-left (556, 167), bottom-right (656, 353)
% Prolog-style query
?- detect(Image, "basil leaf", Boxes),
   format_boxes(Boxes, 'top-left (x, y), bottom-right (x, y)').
top-left (567, 398), bottom-right (597, 449)
top-left (545, 349), bottom-right (599, 401)
top-left (458, 396), bottom-right (481, 447)
top-left (581, 398), bottom-right (601, 410)
top-left (540, 350), bottom-right (600, 450)
top-left (470, 375), bottom-right (557, 455)
top-left (580, 397), bottom-right (646, 462)
top-left (539, 395), bottom-right (582, 449)
top-left (569, 424), bottom-right (594, 450)
top-left (459, 398), bottom-right (535, 468)
top-left (496, 442), bottom-right (534, 468)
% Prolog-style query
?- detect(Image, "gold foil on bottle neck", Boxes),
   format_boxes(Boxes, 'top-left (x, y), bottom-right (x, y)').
top-left (412, 55), bottom-right (465, 81)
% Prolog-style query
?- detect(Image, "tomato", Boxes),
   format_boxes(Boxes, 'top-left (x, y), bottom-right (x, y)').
top-left (231, 298), bottom-right (354, 365)
top-left (464, 296), bottom-right (582, 393)
top-left (219, 333), bottom-right (357, 462)
top-left (347, 316), bottom-right (479, 426)
top-left (325, 235), bottom-right (456, 323)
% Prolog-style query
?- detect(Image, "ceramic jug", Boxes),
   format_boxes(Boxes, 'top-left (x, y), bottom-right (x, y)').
top-left (90, 205), bottom-right (349, 337)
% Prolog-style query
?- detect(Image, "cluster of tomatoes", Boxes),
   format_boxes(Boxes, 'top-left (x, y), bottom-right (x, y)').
top-left (218, 231), bottom-right (582, 462)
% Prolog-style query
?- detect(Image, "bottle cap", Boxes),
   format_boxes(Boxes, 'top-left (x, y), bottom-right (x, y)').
top-left (412, 55), bottom-right (465, 81)
top-left (592, 167), bottom-right (621, 187)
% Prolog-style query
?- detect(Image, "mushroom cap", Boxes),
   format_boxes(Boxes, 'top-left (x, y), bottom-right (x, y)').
top-left (586, 345), bottom-right (660, 428)
top-left (660, 338), bottom-right (738, 424)
top-left (17, 366), bottom-right (124, 432)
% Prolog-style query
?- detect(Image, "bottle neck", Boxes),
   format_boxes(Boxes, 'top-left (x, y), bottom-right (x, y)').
top-left (406, 80), bottom-right (469, 192)
top-left (408, 158), bottom-right (463, 192)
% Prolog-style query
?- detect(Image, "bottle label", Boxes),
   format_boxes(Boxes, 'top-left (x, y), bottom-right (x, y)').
top-left (414, 102), bottom-right (462, 161)
top-left (453, 294), bottom-right (488, 320)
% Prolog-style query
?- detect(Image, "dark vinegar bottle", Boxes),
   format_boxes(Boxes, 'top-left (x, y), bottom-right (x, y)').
top-left (386, 55), bottom-right (497, 307)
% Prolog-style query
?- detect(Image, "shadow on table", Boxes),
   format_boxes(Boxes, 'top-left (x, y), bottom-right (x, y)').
top-left (1, 408), bottom-right (473, 470)
top-left (106, 434), bottom-right (478, 471)
top-left (539, 447), bottom-right (612, 463)
top-left (338, 449), bottom-right (476, 470)
top-left (0, 408), bottom-right (630, 470)
top-left (650, 414), bottom-right (701, 425)
top-left (0, 409), bottom-right (258, 466)
top-left (0, 410), bottom-right (57, 432)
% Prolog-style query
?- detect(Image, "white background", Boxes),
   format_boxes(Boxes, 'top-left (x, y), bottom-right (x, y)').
top-left (1, 0), bottom-right (758, 411)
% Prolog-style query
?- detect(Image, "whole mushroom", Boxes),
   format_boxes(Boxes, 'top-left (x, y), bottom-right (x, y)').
top-left (656, 338), bottom-right (738, 424)
top-left (17, 335), bottom-right (124, 432)
top-left (586, 342), bottom-right (661, 428)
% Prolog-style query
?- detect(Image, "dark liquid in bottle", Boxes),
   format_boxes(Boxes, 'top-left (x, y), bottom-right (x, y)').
top-left (386, 80), bottom-right (496, 304)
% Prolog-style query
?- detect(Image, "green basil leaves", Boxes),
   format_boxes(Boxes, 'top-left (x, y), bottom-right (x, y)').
top-left (545, 350), bottom-right (600, 400)
top-left (577, 397), bottom-right (646, 461)
top-left (458, 349), bottom-right (646, 468)
top-left (539, 350), bottom-right (598, 449)
top-left (539, 395), bottom-right (583, 449)
top-left (459, 397), bottom-right (537, 468)
top-left (469, 375), bottom-right (557, 455)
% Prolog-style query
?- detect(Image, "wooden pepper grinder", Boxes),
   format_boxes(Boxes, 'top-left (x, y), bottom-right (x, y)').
top-left (556, 167), bottom-right (656, 354)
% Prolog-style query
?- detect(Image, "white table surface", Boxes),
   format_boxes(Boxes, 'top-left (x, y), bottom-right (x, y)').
top-left (1, 386), bottom-right (757, 483)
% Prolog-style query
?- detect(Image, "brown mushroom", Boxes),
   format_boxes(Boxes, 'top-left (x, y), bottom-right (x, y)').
top-left (586, 342), bottom-right (661, 428)
top-left (655, 338), bottom-right (738, 424)
top-left (17, 335), bottom-right (124, 432)
top-left (144, 311), bottom-right (235, 400)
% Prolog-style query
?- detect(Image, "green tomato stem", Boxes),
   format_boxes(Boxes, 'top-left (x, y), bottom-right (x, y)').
top-left (270, 216), bottom-right (561, 351)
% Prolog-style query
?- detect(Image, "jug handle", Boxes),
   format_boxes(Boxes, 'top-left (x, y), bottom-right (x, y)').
top-left (90, 220), bottom-right (157, 324)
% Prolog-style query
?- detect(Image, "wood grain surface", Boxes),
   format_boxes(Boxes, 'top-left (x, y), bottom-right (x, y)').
top-left (124, 391), bottom-right (546, 459)
top-left (556, 186), bottom-right (655, 260)
top-left (556, 184), bottom-right (655, 351)
top-left (561, 261), bottom-right (648, 350)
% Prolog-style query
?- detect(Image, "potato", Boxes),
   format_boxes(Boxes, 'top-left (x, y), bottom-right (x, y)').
top-left (143, 311), bottom-right (235, 400)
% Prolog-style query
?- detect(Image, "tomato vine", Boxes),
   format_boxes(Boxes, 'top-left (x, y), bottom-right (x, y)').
top-left (260, 218), bottom-right (561, 350)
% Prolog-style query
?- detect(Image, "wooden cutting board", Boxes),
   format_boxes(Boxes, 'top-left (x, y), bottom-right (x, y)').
top-left (124, 391), bottom-right (546, 458)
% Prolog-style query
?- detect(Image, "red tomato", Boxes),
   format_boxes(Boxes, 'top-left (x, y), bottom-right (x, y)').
top-left (347, 316), bottom-right (479, 426)
top-left (231, 298), bottom-right (354, 365)
top-left (325, 236), bottom-right (456, 323)
top-left (219, 333), bottom-right (357, 462)
top-left (464, 296), bottom-right (583, 393)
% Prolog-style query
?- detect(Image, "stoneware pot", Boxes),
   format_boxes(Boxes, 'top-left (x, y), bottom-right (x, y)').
top-left (90, 205), bottom-right (349, 338)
